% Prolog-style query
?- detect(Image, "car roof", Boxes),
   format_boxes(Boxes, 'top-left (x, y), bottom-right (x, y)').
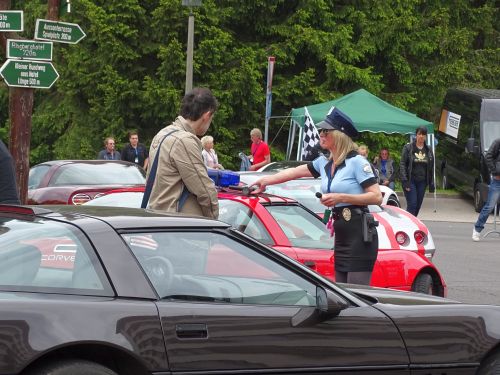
top-left (0, 205), bottom-right (230, 230)
top-left (218, 189), bottom-right (298, 205)
top-left (32, 160), bottom-right (139, 168)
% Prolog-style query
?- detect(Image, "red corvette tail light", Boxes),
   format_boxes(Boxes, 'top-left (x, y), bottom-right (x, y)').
top-left (395, 231), bottom-right (409, 245)
top-left (71, 193), bottom-right (91, 205)
top-left (414, 230), bottom-right (426, 244)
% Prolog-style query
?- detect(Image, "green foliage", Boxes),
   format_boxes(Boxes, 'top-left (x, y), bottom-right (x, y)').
top-left (0, 0), bottom-right (497, 168)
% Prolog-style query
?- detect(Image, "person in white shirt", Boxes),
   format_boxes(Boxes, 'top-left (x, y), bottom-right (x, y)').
top-left (201, 135), bottom-right (223, 169)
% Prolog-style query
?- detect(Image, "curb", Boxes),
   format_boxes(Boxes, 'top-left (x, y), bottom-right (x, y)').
top-left (396, 191), bottom-right (464, 199)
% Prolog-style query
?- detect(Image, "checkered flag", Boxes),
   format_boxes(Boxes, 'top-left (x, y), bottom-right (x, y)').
top-left (301, 107), bottom-right (320, 160)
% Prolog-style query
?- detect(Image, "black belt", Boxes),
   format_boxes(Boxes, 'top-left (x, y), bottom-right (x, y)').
top-left (332, 206), bottom-right (367, 220)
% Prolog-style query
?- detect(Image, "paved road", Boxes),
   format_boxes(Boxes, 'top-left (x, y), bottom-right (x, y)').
top-left (428, 221), bottom-right (500, 305)
top-left (398, 194), bottom-right (500, 304)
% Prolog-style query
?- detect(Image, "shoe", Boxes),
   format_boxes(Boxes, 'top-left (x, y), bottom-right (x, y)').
top-left (472, 229), bottom-right (481, 242)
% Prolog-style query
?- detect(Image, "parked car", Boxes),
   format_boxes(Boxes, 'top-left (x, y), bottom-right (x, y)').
top-left (437, 88), bottom-right (500, 211)
top-left (28, 160), bottom-right (146, 205)
top-left (0, 203), bottom-right (498, 374)
top-left (257, 160), bottom-right (307, 172)
top-left (250, 167), bottom-right (401, 207)
top-left (86, 186), bottom-right (443, 296)
top-left (238, 173), bottom-right (429, 252)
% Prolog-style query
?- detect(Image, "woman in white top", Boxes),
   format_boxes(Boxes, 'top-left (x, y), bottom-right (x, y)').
top-left (201, 135), bottom-right (223, 169)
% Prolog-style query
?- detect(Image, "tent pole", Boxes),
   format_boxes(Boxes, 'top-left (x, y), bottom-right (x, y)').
top-left (296, 116), bottom-right (304, 161)
top-left (430, 133), bottom-right (437, 212)
top-left (286, 119), bottom-right (296, 160)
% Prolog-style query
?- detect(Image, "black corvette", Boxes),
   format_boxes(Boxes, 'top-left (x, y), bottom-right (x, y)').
top-left (0, 204), bottom-right (498, 375)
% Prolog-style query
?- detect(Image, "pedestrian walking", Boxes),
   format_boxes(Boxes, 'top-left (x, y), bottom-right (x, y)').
top-left (0, 140), bottom-right (20, 204)
top-left (472, 138), bottom-right (500, 241)
top-left (252, 108), bottom-right (382, 285)
top-left (97, 137), bottom-right (121, 160)
top-left (142, 87), bottom-right (219, 219)
top-left (400, 126), bottom-right (435, 217)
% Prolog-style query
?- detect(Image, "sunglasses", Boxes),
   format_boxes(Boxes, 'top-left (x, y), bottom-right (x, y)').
top-left (319, 129), bottom-right (333, 134)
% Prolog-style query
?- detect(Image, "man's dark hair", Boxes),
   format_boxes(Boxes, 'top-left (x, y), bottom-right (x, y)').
top-left (180, 87), bottom-right (219, 121)
top-left (128, 131), bottom-right (138, 138)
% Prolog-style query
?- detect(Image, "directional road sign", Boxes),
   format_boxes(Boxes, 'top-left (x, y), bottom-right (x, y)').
top-left (7, 39), bottom-right (53, 61)
top-left (0, 11), bottom-right (23, 32)
top-left (0, 59), bottom-right (59, 89)
top-left (34, 19), bottom-right (85, 44)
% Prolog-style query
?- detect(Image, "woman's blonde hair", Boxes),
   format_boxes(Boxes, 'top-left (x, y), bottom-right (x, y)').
top-left (200, 135), bottom-right (214, 148)
top-left (330, 130), bottom-right (357, 165)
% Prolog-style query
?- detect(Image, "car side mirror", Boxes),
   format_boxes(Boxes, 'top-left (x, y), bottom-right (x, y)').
top-left (290, 286), bottom-right (348, 327)
top-left (465, 138), bottom-right (480, 156)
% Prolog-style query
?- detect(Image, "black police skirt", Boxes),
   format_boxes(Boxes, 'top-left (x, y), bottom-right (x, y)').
top-left (333, 207), bottom-right (378, 272)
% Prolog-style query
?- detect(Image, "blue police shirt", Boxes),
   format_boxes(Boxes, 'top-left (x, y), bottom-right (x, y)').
top-left (308, 152), bottom-right (376, 207)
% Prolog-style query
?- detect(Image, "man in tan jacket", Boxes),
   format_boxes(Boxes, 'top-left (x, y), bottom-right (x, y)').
top-left (145, 87), bottom-right (219, 219)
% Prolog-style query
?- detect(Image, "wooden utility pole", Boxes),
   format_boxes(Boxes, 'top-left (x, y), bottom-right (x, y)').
top-left (0, 0), bottom-right (59, 204)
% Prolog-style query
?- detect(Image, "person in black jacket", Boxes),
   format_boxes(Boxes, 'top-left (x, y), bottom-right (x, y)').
top-left (399, 126), bottom-right (435, 217)
top-left (472, 138), bottom-right (500, 241)
top-left (121, 131), bottom-right (149, 170)
top-left (0, 140), bottom-right (20, 204)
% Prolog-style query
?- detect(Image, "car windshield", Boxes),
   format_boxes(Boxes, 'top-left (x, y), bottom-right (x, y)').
top-left (483, 121), bottom-right (500, 151)
top-left (85, 192), bottom-right (143, 207)
top-left (265, 205), bottom-right (333, 250)
top-left (51, 163), bottom-right (146, 186)
top-left (218, 200), bottom-right (274, 246)
top-left (265, 179), bottom-right (324, 213)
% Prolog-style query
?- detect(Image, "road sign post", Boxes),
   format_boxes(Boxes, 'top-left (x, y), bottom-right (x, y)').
top-left (0, 11), bottom-right (23, 32)
top-left (34, 19), bottom-right (85, 44)
top-left (0, 59), bottom-right (59, 89)
top-left (6, 40), bottom-right (53, 61)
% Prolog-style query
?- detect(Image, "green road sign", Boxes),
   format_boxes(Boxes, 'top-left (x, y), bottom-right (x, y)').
top-left (0, 59), bottom-right (59, 89)
top-left (34, 19), bottom-right (85, 44)
top-left (7, 39), bottom-right (53, 61)
top-left (0, 11), bottom-right (23, 32)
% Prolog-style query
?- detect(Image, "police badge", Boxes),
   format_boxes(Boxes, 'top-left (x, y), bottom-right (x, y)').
top-left (342, 207), bottom-right (351, 221)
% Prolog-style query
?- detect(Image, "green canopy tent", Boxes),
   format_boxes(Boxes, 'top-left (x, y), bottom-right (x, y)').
top-left (285, 88), bottom-right (437, 210)
top-left (286, 88), bottom-right (434, 160)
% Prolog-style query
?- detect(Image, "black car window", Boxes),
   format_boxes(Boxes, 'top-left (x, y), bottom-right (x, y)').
top-left (123, 232), bottom-right (316, 306)
top-left (265, 205), bottom-right (333, 250)
top-left (218, 200), bottom-right (273, 245)
top-left (50, 163), bottom-right (146, 186)
top-left (0, 217), bottom-right (112, 296)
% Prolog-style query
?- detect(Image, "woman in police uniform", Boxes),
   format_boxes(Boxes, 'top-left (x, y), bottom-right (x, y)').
top-left (252, 108), bottom-right (382, 285)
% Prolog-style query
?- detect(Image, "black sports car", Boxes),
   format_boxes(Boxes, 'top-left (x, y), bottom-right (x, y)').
top-left (0, 204), bottom-right (498, 375)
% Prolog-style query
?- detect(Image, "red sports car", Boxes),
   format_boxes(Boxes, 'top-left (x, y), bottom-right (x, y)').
top-left (85, 187), bottom-right (447, 296)
top-left (28, 160), bottom-right (146, 205)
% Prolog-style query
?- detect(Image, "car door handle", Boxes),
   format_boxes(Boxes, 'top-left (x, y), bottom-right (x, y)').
top-left (176, 323), bottom-right (208, 339)
top-left (303, 260), bottom-right (316, 269)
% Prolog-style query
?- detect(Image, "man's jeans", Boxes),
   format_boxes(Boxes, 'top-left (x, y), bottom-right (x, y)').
top-left (475, 178), bottom-right (500, 232)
